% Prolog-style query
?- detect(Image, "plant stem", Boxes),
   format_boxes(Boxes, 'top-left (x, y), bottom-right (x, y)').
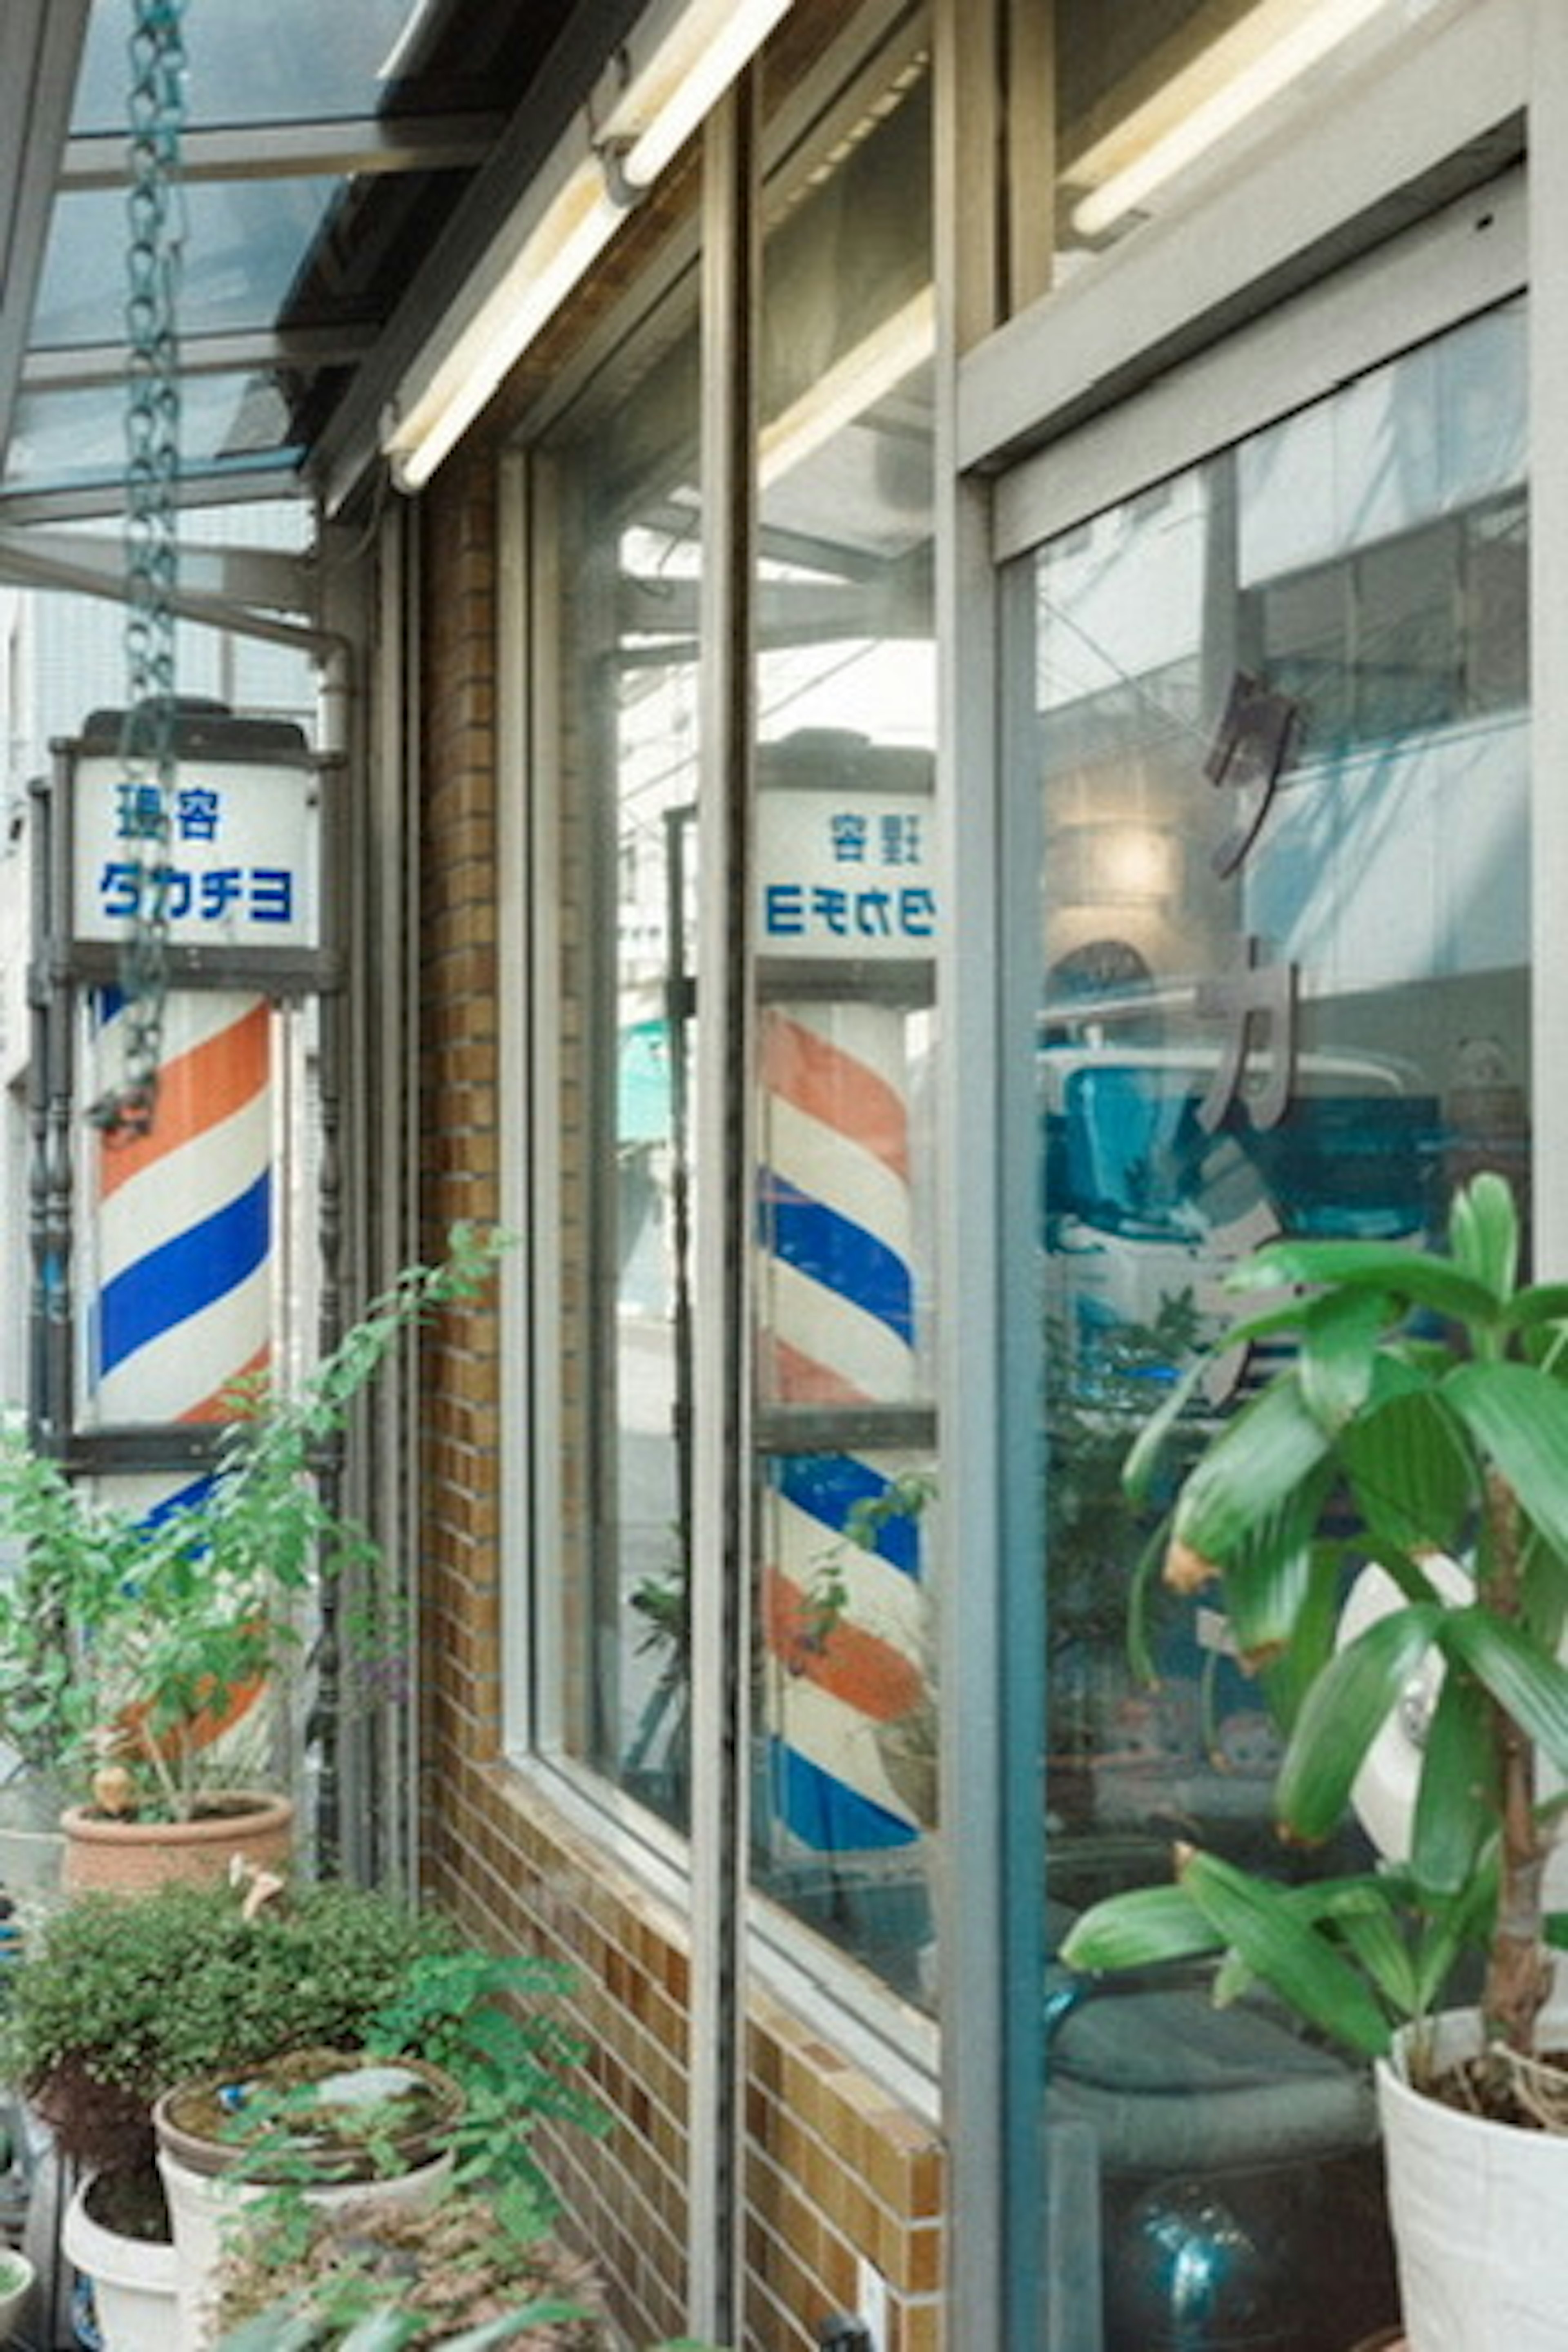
top-left (1481, 1468), bottom-right (1552, 2051)
top-left (133, 1711), bottom-right (186, 1823)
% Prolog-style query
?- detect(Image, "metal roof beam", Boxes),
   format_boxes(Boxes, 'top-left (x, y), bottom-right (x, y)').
top-left (0, 524), bottom-right (308, 611)
top-left (58, 112), bottom-right (506, 192)
top-left (0, 521), bottom-right (333, 655)
top-left (22, 322), bottom-right (379, 394)
top-left (0, 0), bottom-right (94, 462)
top-left (0, 463), bottom-right (309, 529)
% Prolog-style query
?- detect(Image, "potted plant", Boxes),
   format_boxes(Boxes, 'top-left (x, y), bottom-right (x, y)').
top-left (0, 1222), bottom-right (505, 1887)
top-left (154, 1940), bottom-right (610, 2350)
top-left (4, 1876), bottom-right (465, 2350)
top-left (212, 2187), bottom-right (610, 2350)
top-left (1059, 1173), bottom-right (1568, 2348)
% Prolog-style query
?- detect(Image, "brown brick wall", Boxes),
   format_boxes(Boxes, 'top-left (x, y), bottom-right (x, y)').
top-left (413, 440), bottom-right (947, 2352)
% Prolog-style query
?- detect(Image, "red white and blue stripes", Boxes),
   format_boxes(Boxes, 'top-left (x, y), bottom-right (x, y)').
top-left (757, 1002), bottom-right (928, 1853)
top-left (87, 990), bottom-right (274, 1429)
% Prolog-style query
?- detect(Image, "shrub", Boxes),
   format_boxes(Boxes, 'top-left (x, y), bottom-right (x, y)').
top-left (4, 1878), bottom-right (459, 2177)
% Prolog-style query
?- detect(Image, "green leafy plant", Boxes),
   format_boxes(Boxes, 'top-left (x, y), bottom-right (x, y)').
top-left (0, 1222), bottom-right (508, 1818)
top-left (1062, 1174), bottom-right (1568, 2094)
top-left (363, 1950), bottom-right (611, 2241)
top-left (2, 1877), bottom-right (462, 2187)
top-left (213, 2190), bottom-right (609, 2350)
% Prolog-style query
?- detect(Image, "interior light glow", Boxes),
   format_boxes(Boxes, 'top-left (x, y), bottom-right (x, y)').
top-left (383, 0), bottom-right (797, 491)
top-left (758, 288), bottom-right (936, 491)
top-left (1071, 0), bottom-right (1393, 242)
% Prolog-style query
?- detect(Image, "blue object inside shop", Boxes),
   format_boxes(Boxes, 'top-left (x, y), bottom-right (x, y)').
top-left (1045, 1899), bottom-right (1400, 2351)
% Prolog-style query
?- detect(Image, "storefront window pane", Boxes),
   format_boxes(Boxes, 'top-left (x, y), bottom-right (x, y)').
top-left (750, 49), bottom-right (940, 2002)
top-left (1022, 296), bottom-right (1527, 2347)
top-left (539, 279), bottom-right (702, 1826)
top-left (1047, 0), bottom-right (1441, 276)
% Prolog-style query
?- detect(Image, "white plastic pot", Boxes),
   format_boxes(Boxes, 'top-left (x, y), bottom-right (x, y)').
top-left (154, 2057), bottom-right (460, 2352)
top-left (0, 2243), bottom-right (33, 2343)
top-left (1377, 2009), bottom-right (1568, 2350)
top-left (158, 2140), bottom-right (452, 2352)
top-left (61, 2180), bottom-right (177, 2352)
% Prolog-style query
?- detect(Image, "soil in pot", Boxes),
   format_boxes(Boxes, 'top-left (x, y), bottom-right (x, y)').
top-left (85, 2168), bottom-right (170, 2247)
top-left (216, 2193), bottom-right (610, 2348)
top-left (1414, 2038), bottom-right (1568, 2132)
top-left (158, 2049), bottom-right (463, 2185)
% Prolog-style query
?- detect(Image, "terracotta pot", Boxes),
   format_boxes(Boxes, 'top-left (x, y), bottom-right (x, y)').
top-left (60, 1791), bottom-right (294, 1894)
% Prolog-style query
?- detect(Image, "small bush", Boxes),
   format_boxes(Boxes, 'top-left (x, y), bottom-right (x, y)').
top-left (5, 1879), bottom-right (459, 2176)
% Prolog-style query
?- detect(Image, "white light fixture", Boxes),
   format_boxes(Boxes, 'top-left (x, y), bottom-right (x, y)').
top-left (383, 0), bottom-right (797, 491)
top-left (613, 0), bottom-right (796, 197)
top-left (1071, 0), bottom-right (1394, 243)
top-left (384, 167), bottom-right (623, 490)
top-left (758, 287), bottom-right (935, 492)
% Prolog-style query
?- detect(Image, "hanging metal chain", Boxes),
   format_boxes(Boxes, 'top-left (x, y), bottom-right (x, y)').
top-left (88, 0), bottom-right (187, 1138)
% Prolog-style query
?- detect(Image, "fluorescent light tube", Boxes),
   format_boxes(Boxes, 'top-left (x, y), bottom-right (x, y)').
top-left (386, 166), bottom-right (621, 490)
top-left (1072, 0), bottom-right (1392, 241)
top-left (616, 0), bottom-right (796, 194)
top-left (383, 0), bottom-right (798, 490)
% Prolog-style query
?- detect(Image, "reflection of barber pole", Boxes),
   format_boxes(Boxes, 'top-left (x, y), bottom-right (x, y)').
top-left (758, 1003), bottom-right (927, 1853)
top-left (88, 990), bottom-right (274, 1430)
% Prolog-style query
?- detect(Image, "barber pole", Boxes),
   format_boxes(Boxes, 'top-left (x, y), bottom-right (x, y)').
top-left (87, 989), bottom-right (275, 1430)
top-left (757, 1000), bottom-right (928, 1853)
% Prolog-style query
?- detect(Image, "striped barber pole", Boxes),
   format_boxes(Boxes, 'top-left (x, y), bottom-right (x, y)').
top-left (88, 990), bottom-right (274, 1429)
top-left (82, 988), bottom-right (279, 1771)
top-left (757, 1001), bottom-right (929, 1853)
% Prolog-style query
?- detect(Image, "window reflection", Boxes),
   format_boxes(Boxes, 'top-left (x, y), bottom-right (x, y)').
top-left (1050, 0), bottom-right (1438, 271)
top-left (541, 283), bottom-right (702, 1826)
top-left (1030, 295), bottom-right (1527, 2349)
top-left (751, 50), bottom-right (940, 2005)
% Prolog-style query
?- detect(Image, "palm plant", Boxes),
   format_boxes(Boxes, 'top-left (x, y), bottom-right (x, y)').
top-left (1063, 1172), bottom-right (1568, 2085)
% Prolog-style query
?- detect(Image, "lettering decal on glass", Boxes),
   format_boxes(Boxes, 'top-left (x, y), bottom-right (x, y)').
top-left (1195, 936), bottom-right (1298, 1133)
top-left (1205, 670), bottom-right (1301, 879)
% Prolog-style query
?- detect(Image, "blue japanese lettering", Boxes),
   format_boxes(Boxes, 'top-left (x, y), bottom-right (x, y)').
top-left (764, 884), bottom-right (807, 936)
top-left (249, 869), bottom-right (294, 924)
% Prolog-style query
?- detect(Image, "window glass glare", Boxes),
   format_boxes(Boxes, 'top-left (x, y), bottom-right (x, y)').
top-left (751, 54), bottom-right (940, 2006)
top-left (1050, 0), bottom-right (1443, 277)
top-left (538, 290), bottom-right (702, 1826)
top-left (1024, 296), bottom-right (1527, 2347)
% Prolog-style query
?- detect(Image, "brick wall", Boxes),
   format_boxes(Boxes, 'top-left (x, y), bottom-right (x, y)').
top-left (413, 442), bottom-right (947, 2352)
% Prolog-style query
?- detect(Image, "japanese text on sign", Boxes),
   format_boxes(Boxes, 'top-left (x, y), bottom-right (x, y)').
top-left (756, 787), bottom-right (937, 959)
top-left (73, 755), bottom-right (318, 951)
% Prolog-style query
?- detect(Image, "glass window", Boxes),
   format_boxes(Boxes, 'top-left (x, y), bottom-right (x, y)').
top-left (71, 0), bottom-right (421, 134)
top-left (1045, 0), bottom-right (1442, 280)
top-left (1016, 296), bottom-right (1527, 2348)
top-left (749, 51), bottom-right (940, 2003)
top-left (530, 16), bottom-right (938, 2007)
top-left (535, 267), bottom-right (702, 1829)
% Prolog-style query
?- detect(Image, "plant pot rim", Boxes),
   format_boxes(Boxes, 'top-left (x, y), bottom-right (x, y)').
top-left (62, 2173), bottom-right (177, 2281)
top-left (60, 1789), bottom-right (293, 1846)
top-left (1377, 2003), bottom-right (1568, 2152)
top-left (154, 2050), bottom-right (464, 2184)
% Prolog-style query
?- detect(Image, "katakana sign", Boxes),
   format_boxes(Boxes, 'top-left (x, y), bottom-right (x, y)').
top-left (72, 754), bottom-right (319, 951)
top-left (756, 786), bottom-right (936, 960)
